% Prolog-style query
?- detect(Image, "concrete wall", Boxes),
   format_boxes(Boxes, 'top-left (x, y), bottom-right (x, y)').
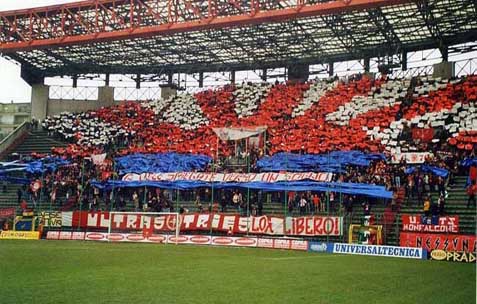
top-left (47, 86), bottom-right (115, 116)
top-left (160, 86), bottom-right (177, 100)
top-left (31, 84), bottom-right (49, 120)
top-left (31, 85), bottom-right (117, 119)
top-left (433, 61), bottom-right (455, 79)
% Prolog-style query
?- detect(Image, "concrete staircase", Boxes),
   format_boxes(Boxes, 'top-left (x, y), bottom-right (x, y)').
top-left (12, 129), bottom-right (67, 155)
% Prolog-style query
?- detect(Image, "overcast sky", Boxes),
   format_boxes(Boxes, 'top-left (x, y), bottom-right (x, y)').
top-left (0, 1), bottom-right (81, 103)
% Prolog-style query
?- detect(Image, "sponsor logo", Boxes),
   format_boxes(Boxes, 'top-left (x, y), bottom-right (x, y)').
top-left (148, 235), bottom-right (166, 243)
top-left (59, 232), bottom-right (72, 240)
top-left (235, 238), bottom-right (256, 246)
top-left (71, 232), bottom-right (85, 240)
top-left (431, 250), bottom-right (477, 263)
top-left (332, 243), bottom-right (426, 260)
top-left (126, 234), bottom-right (145, 241)
top-left (430, 249), bottom-right (447, 261)
top-left (273, 239), bottom-right (290, 249)
top-left (86, 233), bottom-right (106, 240)
top-left (257, 238), bottom-right (274, 248)
top-left (213, 237), bottom-right (233, 245)
top-left (190, 236), bottom-right (210, 244)
top-left (0, 231), bottom-right (40, 240)
top-left (46, 231), bottom-right (60, 240)
top-left (108, 234), bottom-right (125, 241)
top-left (309, 242), bottom-right (328, 252)
top-left (290, 240), bottom-right (308, 251)
top-left (169, 235), bottom-right (189, 243)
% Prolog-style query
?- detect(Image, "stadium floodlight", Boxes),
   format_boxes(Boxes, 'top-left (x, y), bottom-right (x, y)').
top-left (107, 212), bottom-right (180, 245)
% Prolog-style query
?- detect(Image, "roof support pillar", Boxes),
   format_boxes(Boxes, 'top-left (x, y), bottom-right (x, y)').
top-left (328, 62), bottom-right (334, 77)
top-left (364, 57), bottom-right (370, 73)
top-left (401, 51), bottom-right (407, 71)
top-left (261, 69), bottom-right (267, 81)
top-left (135, 74), bottom-right (141, 89)
top-left (441, 45), bottom-right (449, 62)
top-left (167, 72), bottom-right (173, 86)
top-left (288, 64), bottom-right (309, 82)
top-left (198, 72), bottom-right (204, 88)
top-left (231, 71), bottom-right (236, 85)
top-left (31, 84), bottom-right (49, 120)
top-left (433, 61), bottom-right (455, 79)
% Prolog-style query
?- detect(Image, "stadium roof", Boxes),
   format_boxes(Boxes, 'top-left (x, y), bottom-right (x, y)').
top-left (0, 0), bottom-right (476, 79)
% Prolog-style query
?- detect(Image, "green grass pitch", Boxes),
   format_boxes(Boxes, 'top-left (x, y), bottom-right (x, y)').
top-left (0, 240), bottom-right (475, 304)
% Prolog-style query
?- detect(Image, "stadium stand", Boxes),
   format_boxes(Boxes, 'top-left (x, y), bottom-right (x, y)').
top-left (0, 74), bottom-right (476, 246)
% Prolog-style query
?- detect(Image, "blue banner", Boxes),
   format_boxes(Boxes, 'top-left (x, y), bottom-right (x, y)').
top-left (308, 242), bottom-right (334, 253)
top-left (461, 158), bottom-right (477, 167)
top-left (0, 157), bottom-right (70, 175)
top-left (256, 151), bottom-right (385, 172)
top-left (91, 179), bottom-right (393, 199)
top-left (405, 165), bottom-right (449, 178)
top-left (330, 243), bottom-right (427, 260)
top-left (115, 153), bottom-right (212, 175)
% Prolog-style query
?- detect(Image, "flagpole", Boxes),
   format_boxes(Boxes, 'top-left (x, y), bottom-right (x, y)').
top-left (77, 157), bottom-right (85, 232)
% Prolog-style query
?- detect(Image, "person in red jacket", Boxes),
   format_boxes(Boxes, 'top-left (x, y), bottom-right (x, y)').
top-left (466, 180), bottom-right (477, 208)
top-left (469, 164), bottom-right (477, 184)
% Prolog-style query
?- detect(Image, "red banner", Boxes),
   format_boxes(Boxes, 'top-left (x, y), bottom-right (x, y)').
top-left (0, 207), bottom-right (15, 218)
top-left (400, 232), bottom-right (477, 253)
top-left (412, 128), bottom-right (434, 142)
top-left (69, 211), bottom-right (343, 237)
top-left (401, 215), bottom-right (459, 233)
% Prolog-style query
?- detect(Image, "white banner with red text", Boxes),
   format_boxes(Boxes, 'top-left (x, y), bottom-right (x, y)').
top-left (67, 211), bottom-right (343, 237)
top-left (390, 152), bottom-right (432, 164)
top-left (122, 171), bottom-right (333, 183)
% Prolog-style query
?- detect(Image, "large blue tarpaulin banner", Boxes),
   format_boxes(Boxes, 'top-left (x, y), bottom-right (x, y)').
top-left (0, 157), bottom-right (70, 175)
top-left (405, 165), bottom-right (449, 178)
top-left (91, 179), bottom-right (393, 199)
top-left (461, 158), bottom-right (477, 167)
top-left (115, 153), bottom-right (212, 174)
top-left (256, 151), bottom-right (385, 172)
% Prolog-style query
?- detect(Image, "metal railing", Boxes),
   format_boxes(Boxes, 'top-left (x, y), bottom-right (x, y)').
top-left (49, 86), bottom-right (98, 101)
top-left (114, 87), bottom-right (162, 101)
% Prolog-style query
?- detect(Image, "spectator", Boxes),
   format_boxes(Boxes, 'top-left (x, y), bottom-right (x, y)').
top-left (312, 194), bottom-right (320, 214)
top-left (437, 194), bottom-right (445, 215)
top-left (132, 191), bottom-right (139, 211)
top-left (362, 201), bottom-right (370, 216)
top-left (299, 195), bottom-right (307, 215)
top-left (194, 194), bottom-right (203, 213)
top-left (17, 187), bottom-right (22, 204)
top-left (220, 193), bottom-right (227, 213)
top-left (423, 194), bottom-right (431, 216)
top-left (232, 191), bottom-right (241, 213)
top-left (466, 180), bottom-right (477, 208)
top-left (20, 199), bottom-right (28, 212)
top-left (287, 198), bottom-right (294, 215)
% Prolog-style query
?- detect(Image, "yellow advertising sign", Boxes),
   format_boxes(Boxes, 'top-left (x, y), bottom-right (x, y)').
top-left (0, 230), bottom-right (40, 240)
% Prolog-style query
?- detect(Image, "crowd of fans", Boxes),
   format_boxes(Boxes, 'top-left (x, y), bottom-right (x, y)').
top-left (6, 74), bottom-right (477, 219)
